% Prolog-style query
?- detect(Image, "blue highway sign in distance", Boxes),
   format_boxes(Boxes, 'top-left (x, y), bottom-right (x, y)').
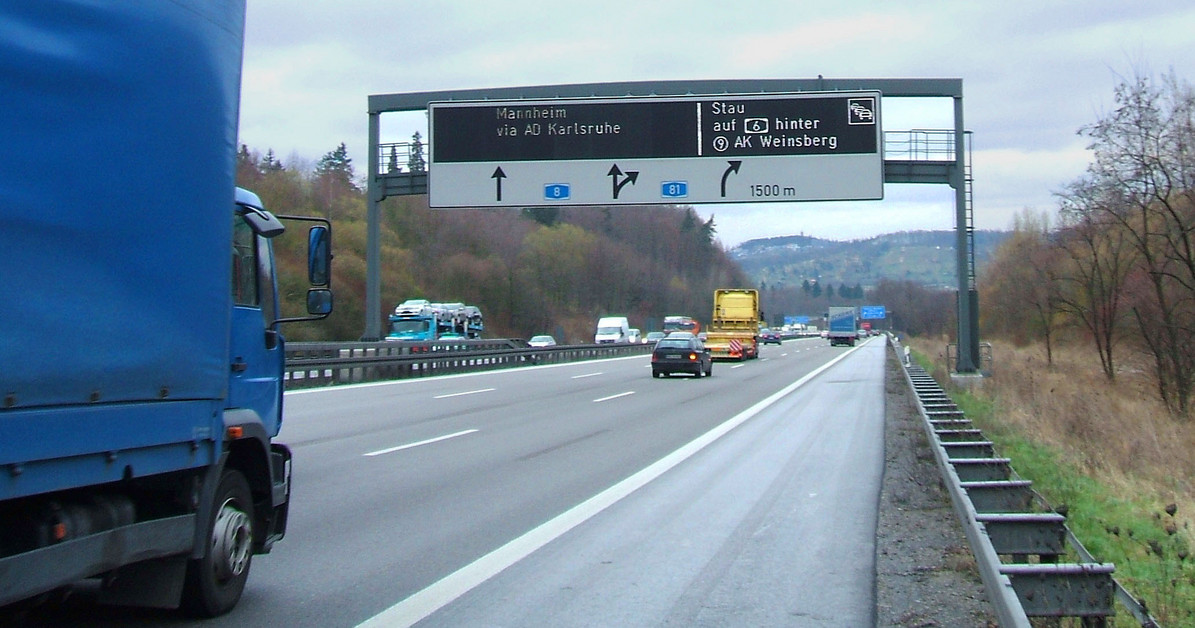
top-left (860, 305), bottom-right (886, 319)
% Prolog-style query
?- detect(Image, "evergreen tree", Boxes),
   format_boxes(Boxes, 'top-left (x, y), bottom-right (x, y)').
top-left (315, 142), bottom-right (357, 191)
top-left (407, 131), bottom-right (426, 173)
top-left (236, 143), bottom-right (261, 185)
top-left (523, 206), bottom-right (559, 227)
top-left (314, 142), bottom-right (358, 219)
top-left (260, 148), bottom-right (283, 172)
top-left (237, 143), bottom-right (255, 170)
top-left (699, 215), bottom-right (717, 245)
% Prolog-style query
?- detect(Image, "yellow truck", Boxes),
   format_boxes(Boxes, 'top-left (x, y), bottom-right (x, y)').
top-left (704, 289), bottom-right (760, 361)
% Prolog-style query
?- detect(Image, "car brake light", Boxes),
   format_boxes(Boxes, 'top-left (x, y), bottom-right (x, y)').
top-left (688, 353), bottom-right (697, 361)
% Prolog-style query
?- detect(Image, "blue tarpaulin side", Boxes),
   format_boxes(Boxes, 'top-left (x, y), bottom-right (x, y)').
top-left (0, 1), bottom-right (245, 409)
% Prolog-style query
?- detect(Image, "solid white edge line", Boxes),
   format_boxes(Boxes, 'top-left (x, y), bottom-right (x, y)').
top-left (357, 343), bottom-right (862, 627)
top-left (433, 388), bottom-right (496, 399)
top-left (592, 391), bottom-right (634, 403)
top-left (363, 429), bottom-right (479, 457)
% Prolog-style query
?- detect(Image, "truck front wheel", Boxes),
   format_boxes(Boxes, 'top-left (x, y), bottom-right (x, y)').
top-left (182, 469), bottom-right (254, 617)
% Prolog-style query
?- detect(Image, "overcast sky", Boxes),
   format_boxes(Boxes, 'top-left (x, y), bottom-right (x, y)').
top-left (240, 1), bottom-right (1195, 247)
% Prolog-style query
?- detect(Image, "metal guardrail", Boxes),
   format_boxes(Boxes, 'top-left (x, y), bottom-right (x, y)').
top-left (894, 340), bottom-right (1160, 627)
top-left (284, 339), bottom-right (653, 388)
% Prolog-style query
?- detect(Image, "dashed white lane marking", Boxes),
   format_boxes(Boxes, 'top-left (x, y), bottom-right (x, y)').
top-left (364, 429), bottom-right (479, 457)
top-left (593, 391), bottom-right (635, 403)
top-left (434, 388), bottom-right (495, 399)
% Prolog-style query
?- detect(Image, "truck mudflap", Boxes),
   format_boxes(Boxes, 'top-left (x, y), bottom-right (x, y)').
top-left (261, 444), bottom-right (291, 552)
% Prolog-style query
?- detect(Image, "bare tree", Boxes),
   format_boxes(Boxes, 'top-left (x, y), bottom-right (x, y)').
top-left (1079, 69), bottom-right (1195, 417)
top-left (978, 209), bottom-right (1065, 364)
top-left (1054, 181), bottom-right (1136, 379)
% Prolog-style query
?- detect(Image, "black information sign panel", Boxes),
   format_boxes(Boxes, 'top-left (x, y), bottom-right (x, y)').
top-left (428, 91), bottom-right (881, 207)
top-left (698, 96), bottom-right (877, 157)
top-left (432, 100), bottom-right (698, 162)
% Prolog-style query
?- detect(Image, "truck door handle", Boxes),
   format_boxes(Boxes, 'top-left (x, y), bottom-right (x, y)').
top-left (231, 358), bottom-right (248, 373)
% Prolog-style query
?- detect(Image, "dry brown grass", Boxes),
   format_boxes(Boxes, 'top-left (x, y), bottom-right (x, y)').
top-left (908, 336), bottom-right (1195, 539)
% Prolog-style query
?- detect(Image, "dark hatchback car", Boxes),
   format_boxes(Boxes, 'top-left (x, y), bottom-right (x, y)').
top-left (760, 328), bottom-right (782, 345)
top-left (651, 334), bottom-right (713, 378)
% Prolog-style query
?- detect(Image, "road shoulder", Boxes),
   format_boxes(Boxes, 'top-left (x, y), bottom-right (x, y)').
top-left (875, 344), bottom-right (997, 626)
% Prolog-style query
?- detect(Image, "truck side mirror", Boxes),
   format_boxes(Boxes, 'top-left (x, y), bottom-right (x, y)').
top-left (308, 225), bottom-right (331, 286)
top-left (307, 288), bottom-right (333, 316)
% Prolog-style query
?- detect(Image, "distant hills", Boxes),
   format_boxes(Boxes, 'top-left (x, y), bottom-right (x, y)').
top-left (730, 230), bottom-right (1010, 290)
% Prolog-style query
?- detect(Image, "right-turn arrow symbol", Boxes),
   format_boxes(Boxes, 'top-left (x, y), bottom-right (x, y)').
top-left (721, 161), bottom-right (742, 197)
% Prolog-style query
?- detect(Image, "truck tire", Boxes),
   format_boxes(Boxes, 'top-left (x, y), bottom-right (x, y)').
top-left (182, 469), bottom-right (254, 617)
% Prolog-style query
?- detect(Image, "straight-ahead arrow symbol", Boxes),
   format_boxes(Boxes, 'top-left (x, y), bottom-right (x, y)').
top-left (492, 167), bottom-right (506, 201)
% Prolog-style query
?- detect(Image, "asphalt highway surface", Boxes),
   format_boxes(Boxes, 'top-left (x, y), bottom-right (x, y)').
top-left (18, 336), bottom-right (889, 627)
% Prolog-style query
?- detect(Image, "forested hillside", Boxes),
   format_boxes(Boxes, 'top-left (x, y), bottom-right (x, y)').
top-left (236, 144), bottom-right (750, 343)
top-left (733, 230), bottom-right (1008, 291)
top-left (730, 230), bottom-right (1007, 330)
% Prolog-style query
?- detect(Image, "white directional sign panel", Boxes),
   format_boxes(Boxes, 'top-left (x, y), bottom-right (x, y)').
top-left (428, 91), bottom-right (882, 208)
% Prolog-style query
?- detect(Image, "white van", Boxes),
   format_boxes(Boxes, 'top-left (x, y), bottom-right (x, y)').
top-left (594, 316), bottom-right (630, 344)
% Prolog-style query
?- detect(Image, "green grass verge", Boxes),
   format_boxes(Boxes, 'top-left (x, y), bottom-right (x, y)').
top-left (910, 349), bottom-right (1195, 625)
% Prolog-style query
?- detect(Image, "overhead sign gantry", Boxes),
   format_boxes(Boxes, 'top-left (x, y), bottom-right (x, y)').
top-left (365, 78), bottom-right (980, 377)
top-left (428, 92), bottom-right (882, 207)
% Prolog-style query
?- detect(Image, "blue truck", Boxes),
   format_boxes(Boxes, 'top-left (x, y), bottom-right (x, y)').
top-left (0, 1), bottom-right (331, 616)
top-left (387, 300), bottom-right (484, 341)
top-left (827, 306), bottom-right (859, 346)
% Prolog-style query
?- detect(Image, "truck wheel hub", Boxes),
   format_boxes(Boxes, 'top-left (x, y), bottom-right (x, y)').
top-left (212, 498), bottom-right (252, 581)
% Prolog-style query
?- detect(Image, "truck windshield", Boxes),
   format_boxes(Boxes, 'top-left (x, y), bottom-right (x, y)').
top-left (391, 320), bottom-right (429, 334)
top-left (663, 319), bottom-right (697, 333)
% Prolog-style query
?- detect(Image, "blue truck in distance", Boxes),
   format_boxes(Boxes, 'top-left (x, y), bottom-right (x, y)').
top-left (827, 306), bottom-right (859, 346)
top-left (0, 1), bottom-right (331, 616)
top-left (387, 300), bottom-right (485, 341)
